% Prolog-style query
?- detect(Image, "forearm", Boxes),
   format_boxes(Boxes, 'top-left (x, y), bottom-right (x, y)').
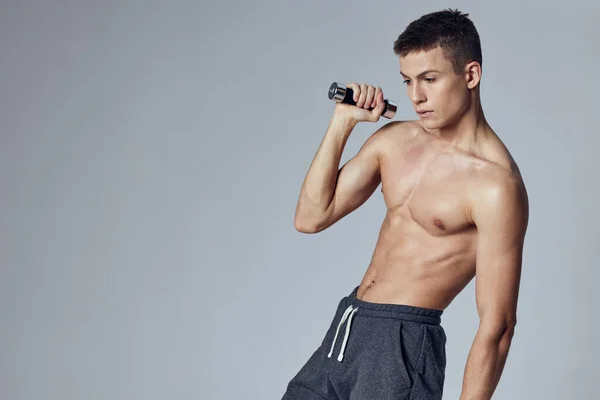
top-left (294, 115), bottom-right (356, 228)
top-left (460, 326), bottom-right (515, 400)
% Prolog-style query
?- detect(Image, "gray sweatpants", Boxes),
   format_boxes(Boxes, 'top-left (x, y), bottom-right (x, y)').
top-left (282, 285), bottom-right (447, 400)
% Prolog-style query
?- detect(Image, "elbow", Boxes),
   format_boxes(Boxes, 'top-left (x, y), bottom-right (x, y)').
top-left (294, 218), bottom-right (319, 233)
top-left (294, 208), bottom-right (330, 233)
top-left (497, 322), bottom-right (516, 343)
top-left (479, 318), bottom-right (517, 342)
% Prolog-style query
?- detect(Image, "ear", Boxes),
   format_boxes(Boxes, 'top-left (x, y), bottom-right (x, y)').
top-left (464, 61), bottom-right (482, 89)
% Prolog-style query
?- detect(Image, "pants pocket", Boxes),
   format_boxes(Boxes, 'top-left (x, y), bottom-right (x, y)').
top-left (408, 325), bottom-right (446, 399)
top-left (394, 321), bottom-right (416, 389)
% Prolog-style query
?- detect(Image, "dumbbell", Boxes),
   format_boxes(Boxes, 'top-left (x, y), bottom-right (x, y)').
top-left (328, 82), bottom-right (397, 119)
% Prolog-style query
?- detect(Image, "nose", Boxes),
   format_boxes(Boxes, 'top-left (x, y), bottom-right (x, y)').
top-left (409, 83), bottom-right (426, 105)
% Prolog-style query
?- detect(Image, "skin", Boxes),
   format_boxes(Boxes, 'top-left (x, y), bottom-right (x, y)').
top-left (294, 45), bottom-right (529, 399)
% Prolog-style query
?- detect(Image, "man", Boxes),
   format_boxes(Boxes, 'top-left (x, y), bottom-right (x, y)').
top-left (282, 8), bottom-right (529, 400)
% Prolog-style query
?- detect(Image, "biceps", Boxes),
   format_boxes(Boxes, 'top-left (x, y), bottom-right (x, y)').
top-left (322, 147), bottom-right (381, 227)
top-left (475, 236), bottom-right (523, 329)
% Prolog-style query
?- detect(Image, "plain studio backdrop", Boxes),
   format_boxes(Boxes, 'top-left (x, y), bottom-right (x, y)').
top-left (0, 0), bottom-right (598, 399)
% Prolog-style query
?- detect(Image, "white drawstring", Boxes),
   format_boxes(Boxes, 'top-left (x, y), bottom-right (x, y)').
top-left (327, 305), bottom-right (359, 362)
top-left (337, 306), bottom-right (358, 361)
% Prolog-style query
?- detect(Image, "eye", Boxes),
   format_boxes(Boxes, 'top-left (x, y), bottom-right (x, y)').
top-left (425, 77), bottom-right (436, 83)
top-left (402, 79), bottom-right (411, 85)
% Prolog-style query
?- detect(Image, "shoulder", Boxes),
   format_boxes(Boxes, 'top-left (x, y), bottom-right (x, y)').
top-left (367, 120), bottom-right (421, 149)
top-left (467, 162), bottom-right (529, 230)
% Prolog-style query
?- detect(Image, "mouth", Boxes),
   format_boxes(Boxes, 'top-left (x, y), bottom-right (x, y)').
top-left (417, 110), bottom-right (433, 117)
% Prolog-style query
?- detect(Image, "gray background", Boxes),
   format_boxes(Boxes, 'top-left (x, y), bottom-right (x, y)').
top-left (0, 0), bottom-right (598, 399)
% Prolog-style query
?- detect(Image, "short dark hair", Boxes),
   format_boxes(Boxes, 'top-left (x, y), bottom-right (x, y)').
top-left (393, 9), bottom-right (482, 75)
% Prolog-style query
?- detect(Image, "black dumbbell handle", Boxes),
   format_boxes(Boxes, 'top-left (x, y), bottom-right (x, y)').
top-left (328, 82), bottom-right (397, 119)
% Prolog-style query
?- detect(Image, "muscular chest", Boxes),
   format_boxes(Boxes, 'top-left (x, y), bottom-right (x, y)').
top-left (380, 146), bottom-right (475, 236)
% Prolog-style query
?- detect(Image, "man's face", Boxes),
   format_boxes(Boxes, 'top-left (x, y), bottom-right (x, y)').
top-left (399, 46), bottom-right (470, 129)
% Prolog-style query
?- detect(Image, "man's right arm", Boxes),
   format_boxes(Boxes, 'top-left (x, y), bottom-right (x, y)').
top-left (294, 116), bottom-right (392, 233)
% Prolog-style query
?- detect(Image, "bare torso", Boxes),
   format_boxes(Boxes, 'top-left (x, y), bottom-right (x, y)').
top-left (356, 120), bottom-right (524, 310)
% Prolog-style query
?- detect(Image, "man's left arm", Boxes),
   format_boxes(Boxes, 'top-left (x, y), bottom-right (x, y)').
top-left (460, 175), bottom-right (529, 400)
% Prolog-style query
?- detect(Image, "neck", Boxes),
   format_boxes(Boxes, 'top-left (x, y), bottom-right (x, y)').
top-left (425, 94), bottom-right (491, 154)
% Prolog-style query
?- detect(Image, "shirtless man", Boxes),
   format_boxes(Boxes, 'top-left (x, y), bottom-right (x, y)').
top-left (282, 9), bottom-right (529, 400)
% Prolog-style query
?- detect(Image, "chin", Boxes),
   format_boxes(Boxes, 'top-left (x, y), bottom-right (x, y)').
top-left (421, 119), bottom-right (443, 131)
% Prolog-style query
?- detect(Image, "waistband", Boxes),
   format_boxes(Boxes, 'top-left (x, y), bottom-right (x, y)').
top-left (342, 285), bottom-right (443, 325)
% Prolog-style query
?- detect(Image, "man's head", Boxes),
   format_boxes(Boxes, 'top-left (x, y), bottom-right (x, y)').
top-left (393, 9), bottom-right (483, 129)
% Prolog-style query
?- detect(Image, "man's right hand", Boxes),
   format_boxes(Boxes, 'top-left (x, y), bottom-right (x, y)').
top-left (333, 83), bottom-right (387, 124)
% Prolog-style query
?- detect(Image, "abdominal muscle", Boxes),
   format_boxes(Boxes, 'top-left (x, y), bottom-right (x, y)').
top-left (356, 210), bottom-right (477, 310)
